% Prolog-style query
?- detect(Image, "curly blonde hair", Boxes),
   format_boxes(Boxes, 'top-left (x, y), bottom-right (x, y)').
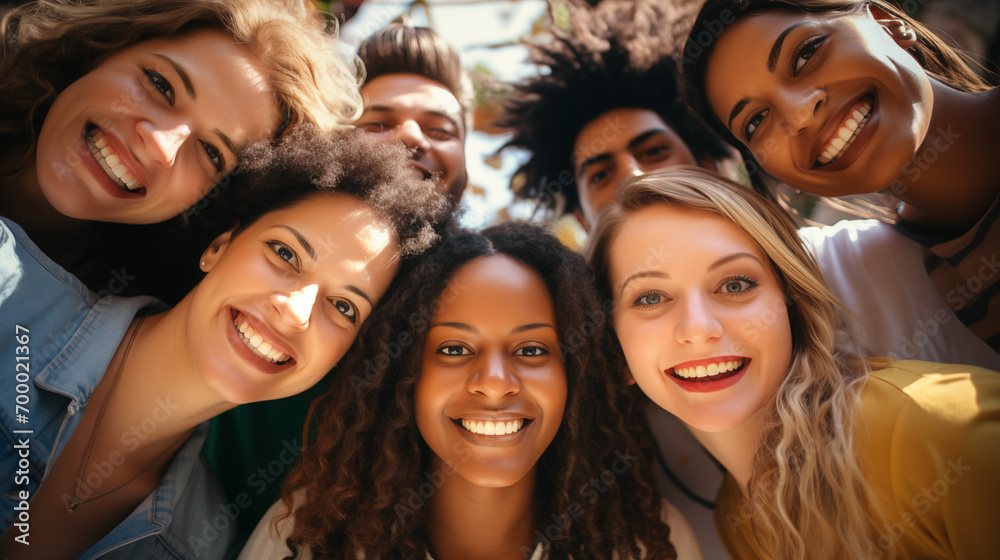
top-left (0, 0), bottom-right (363, 174)
top-left (588, 166), bottom-right (878, 560)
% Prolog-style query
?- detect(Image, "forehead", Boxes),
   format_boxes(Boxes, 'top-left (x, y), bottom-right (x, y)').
top-left (431, 255), bottom-right (555, 322)
top-left (611, 203), bottom-right (765, 272)
top-left (252, 192), bottom-right (398, 262)
top-left (573, 108), bottom-right (680, 161)
top-left (112, 29), bottom-right (281, 139)
top-left (361, 74), bottom-right (462, 120)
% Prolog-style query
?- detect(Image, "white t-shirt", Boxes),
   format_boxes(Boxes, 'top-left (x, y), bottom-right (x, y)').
top-left (799, 219), bottom-right (1000, 369)
top-left (237, 497), bottom-right (703, 560)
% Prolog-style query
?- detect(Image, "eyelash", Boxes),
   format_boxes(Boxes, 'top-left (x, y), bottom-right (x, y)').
top-left (143, 68), bottom-right (225, 172)
top-left (267, 241), bottom-right (298, 270)
top-left (331, 299), bottom-right (358, 323)
top-left (718, 274), bottom-right (759, 297)
top-left (435, 344), bottom-right (549, 357)
top-left (744, 108), bottom-right (769, 141)
top-left (791, 34), bottom-right (827, 76)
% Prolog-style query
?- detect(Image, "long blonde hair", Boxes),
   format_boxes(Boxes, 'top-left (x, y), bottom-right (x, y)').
top-left (0, 0), bottom-right (362, 174)
top-left (588, 166), bottom-right (877, 560)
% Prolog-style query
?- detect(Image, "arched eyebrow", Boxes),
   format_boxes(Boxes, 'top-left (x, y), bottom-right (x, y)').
top-left (768, 22), bottom-right (809, 72)
top-left (154, 53), bottom-right (195, 98)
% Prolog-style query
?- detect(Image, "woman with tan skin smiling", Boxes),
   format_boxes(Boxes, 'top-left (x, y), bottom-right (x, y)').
top-left (682, 0), bottom-right (1000, 351)
top-left (0, 130), bottom-right (448, 560)
top-left (588, 167), bottom-right (1000, 560)
top-left (0, 0), bottom-right (361, 297)
top-left (240, 223), bottom-right (702, 560)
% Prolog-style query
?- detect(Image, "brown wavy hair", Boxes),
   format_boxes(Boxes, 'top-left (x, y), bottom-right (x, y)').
top-left (280, 222), bottom-right (677, 559)
top-left (680, 0), bottom-right (994, 197)
top-left (588, 167), bottom-right (876, 560)
top-left (0, 0), bottom-right (363, 175)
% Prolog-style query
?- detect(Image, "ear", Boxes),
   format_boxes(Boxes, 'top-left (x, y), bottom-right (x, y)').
top-left (868, 4), bottom-right (917, 50)
top-left (200, 228), bottom-right (235, 272)
top-left (623, 367), bottom-right (637, 386)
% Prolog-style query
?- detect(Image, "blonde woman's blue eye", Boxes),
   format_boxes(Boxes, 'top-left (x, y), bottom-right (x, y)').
top-left (514, 346), bottom-right (546, 357)
top-left (720, 278), bottom-right (757, 294)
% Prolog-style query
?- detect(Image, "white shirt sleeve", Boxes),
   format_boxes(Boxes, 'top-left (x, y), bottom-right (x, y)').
top-left (799, 220), bottom-right (1000, 369)
top-left (237, 499), bottom-right (310, 560)
top-left (663, 499), bottom-right (705, 560)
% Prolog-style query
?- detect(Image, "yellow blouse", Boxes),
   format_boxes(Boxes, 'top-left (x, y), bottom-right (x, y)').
top-left (714, 358), bottom-right (1000, 559)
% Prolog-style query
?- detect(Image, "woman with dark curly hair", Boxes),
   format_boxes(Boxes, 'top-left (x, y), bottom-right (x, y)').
top-left (0, 0), bottom-right (362, 294)
top-left (0, 128), bottom-right (449, 560)
top-left (238, 222), bottom-right (703, 560)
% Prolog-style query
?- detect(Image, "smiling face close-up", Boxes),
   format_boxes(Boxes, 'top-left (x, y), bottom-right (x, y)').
top-left (415, 255), bottom-right (567, 488)
top-left (34, 28), bottom-right (281, 224)
top-left (609, 203), bottom-right (792, 435)
top-left (573, 108), bottom-right (698, 226)
top-left (358, 74), bottom-right (468, 204)
top-left (704, 6), bottom-right (931, 196)
top-left (184, 191), bottom-right (399, 405)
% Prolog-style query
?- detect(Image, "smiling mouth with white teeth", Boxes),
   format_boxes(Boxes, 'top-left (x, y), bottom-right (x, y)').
top-left (815, 97), bottom-right (873, 167)
top-left (458, 418), bottom-right (528, 436)
top-left (233, 311), bottom-right (292, 365)
top-left (85, 124), bottom-right (145, 193)
top-left (670, 359), bottom-right (746, 381)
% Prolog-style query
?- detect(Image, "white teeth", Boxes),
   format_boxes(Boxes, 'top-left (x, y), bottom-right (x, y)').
top-left (673, 359), bottom-right (744, 379)
top-left (816, 100), bottom-right (872, 166)
top-left (234, 312), bottom-right (291, 364)
top-left (85, 127), bottom-right (145, 192)
top-left (460, 419), bottom-right (525, 435)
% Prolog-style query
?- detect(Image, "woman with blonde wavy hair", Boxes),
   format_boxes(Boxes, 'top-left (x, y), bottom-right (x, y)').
top-left (587, 166), bottom-right (1000, 560)
top-left (0, 0), bottom-right (362, 298)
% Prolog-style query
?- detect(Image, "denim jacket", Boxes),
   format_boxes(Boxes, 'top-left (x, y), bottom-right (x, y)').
top-left (0, 217), bottom-right (233, 559)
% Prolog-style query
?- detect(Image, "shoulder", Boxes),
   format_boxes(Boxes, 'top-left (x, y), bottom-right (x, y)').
top-left (238, 498), bottom-right (308, 560)
top-left (660, 500), bottom-right (705, 560)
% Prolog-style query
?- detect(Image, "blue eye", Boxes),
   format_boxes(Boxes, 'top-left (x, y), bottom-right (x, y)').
top-left (719, 275), bottom-right (759, 295)
top-left (144, 69), bottom-right (174, 105)
top-left (634, 292), bottom-right (662, 306)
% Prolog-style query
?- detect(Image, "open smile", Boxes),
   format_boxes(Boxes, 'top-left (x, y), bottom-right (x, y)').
top-left (85, 124), bottom-right (146, 194)
top-left (814, 96), bottom-right (874, 168)
top-left (458, 418), bottom-right (527, 436)
top-left (231, 309), bottom-right (294, 367)
top-left (665, 356), bottom-right (750, 393)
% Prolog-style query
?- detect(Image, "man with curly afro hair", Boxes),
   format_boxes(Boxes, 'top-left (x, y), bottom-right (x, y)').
top-left (356, 20), bottom-right (473, 208)
top-left (497, 0), bottom-right (731, 229)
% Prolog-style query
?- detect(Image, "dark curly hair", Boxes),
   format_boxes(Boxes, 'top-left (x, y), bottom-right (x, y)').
top-left (279, 222), bottom-right (677, 559)
top-left (496, 0), bottom-right (730, 217)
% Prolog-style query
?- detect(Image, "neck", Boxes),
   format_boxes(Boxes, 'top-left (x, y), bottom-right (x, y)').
top-left (0, 151), bottom-right (99, 267)
top-left (686, 410), bottom-right (766, 495)
top-left (426, 457), bottom-right (539, 560)
top-left (892, 82), bottom-right (1000, 236)
top-left (103, 310), bottom-right (234, 452)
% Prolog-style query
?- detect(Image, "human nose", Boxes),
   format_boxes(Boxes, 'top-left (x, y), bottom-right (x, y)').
top-left (391, 120), bottom-right (431, 153)
top-left (467, 350), bottom-right (521, 399)
top-left (610, 156), bottom-right (644, 190)
top-left (775, 87), bottom-right (825, 136)
top-left (137, 118), bottom-right (192, 166)
top-left (271, 284), bottom-right (319, 330)
top-left (674, 293), bottom-right (724, 345)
